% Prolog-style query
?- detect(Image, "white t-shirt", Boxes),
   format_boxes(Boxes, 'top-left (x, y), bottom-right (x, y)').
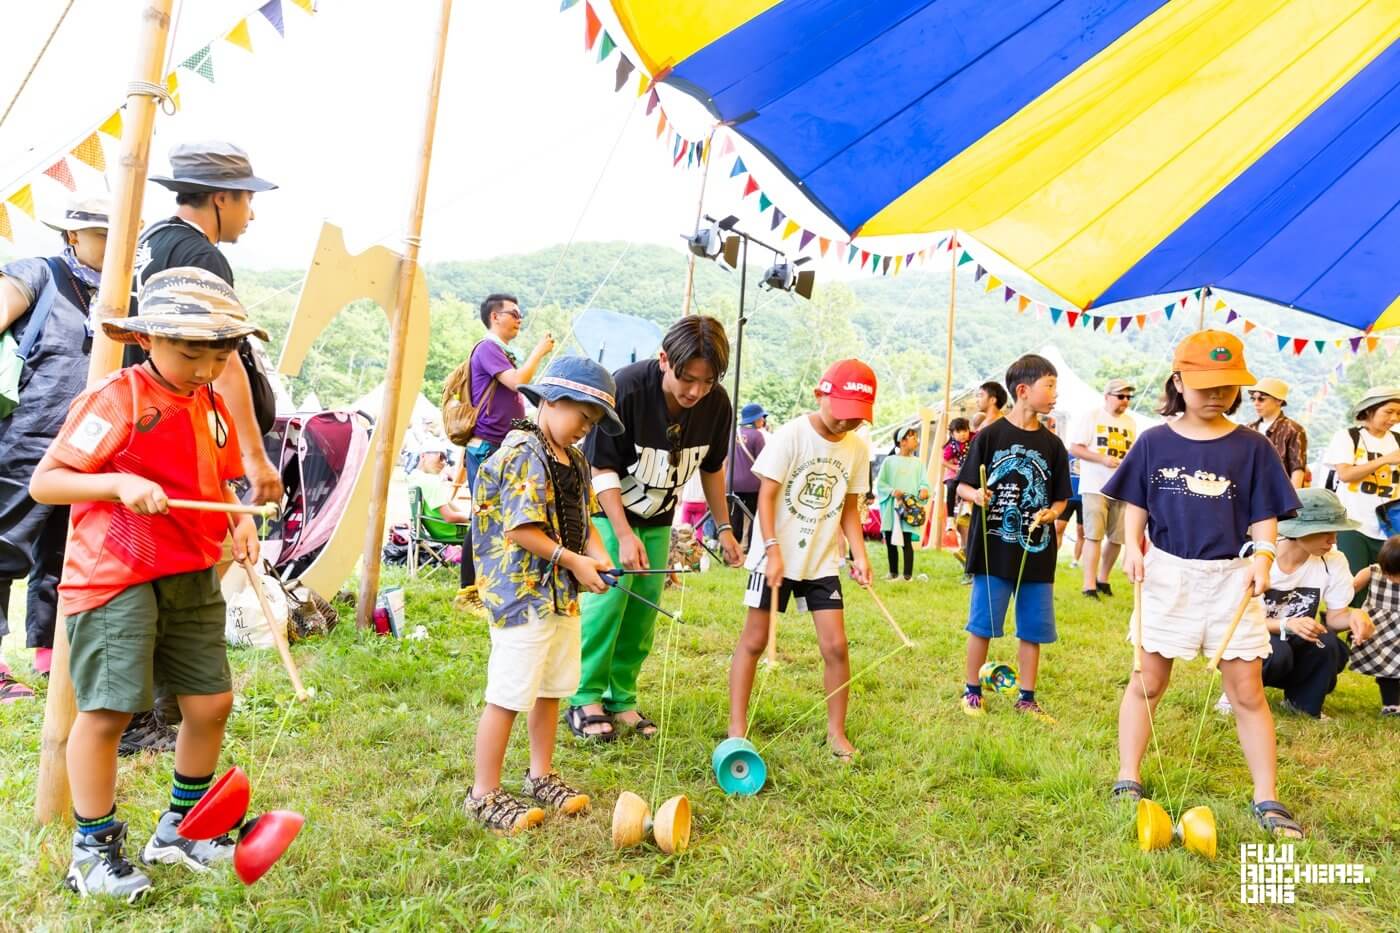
top-left (744, 415), bottom-right (871, 580)
top-left (1322, 428), bottom-right (1400, 539)
top-left (1261, 549), bottom-right (1353, 622)
top-left (1070, 406), bottom-right (1137, 495)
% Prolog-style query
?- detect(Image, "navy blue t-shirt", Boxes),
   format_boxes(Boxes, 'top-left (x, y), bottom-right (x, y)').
top-left (1102, 423), bottom-right (1299, 560)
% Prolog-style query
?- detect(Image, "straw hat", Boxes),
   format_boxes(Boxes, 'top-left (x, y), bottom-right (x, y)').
top-left (103, 267), bottom-right (269, 344)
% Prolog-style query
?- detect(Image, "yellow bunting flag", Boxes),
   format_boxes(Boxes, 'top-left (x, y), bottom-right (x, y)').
top-left (98, 109), bottom-right (123, 138)
top-left (894, 255), bottom-right (903, 274)
top-left (71, 133), bottom-right (106, 172)
top-left (165, 72), bottom-right (181, 110)
top-left (636, 72), bottom-right (649, 97)
top-left (290, 0), bottom-right (314, 12)
top-left (782, 219), bottom-right (799, 240)
top-left (225, 19), bottom-right (254, 52)
top-left (7, 185), bottom-right (35, 218)
top-left (1215, 298), bottom-right (1228, 312)
top-left (0, 203), bottom-right (12, 242)
top-left (985, 275), bottom-right (1001, 293)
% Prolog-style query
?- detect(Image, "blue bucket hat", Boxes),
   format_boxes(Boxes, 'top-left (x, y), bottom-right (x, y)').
top-left (519, 356), bottom-right (624, 436)
top-left (739, 402), bottom-right (768, 426)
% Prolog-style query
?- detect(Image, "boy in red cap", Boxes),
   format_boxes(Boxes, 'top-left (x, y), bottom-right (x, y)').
top-left (727, 359), bottom-right (875, 760)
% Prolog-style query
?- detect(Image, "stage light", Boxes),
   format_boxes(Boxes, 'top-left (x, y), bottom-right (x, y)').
top-left (686, 225), bottom-right (726, 260)
top-left (760, 258), bottom-right (815, 300)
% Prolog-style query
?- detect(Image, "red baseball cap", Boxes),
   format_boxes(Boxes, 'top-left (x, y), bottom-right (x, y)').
top-left (816, 359), bottom-right (877, 422)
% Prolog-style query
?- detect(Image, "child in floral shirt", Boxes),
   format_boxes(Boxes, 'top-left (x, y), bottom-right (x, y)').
top-left (465, 357), bottom-right (621, 834)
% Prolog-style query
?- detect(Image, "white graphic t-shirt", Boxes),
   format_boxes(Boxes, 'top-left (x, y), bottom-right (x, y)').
top-left (1262, 550), bottom-right (1353, 623)
top-left (1070, 406), bottom-right (1137, 495)
top-left (1322, 428), bottom-right (1400, 540)
top-left (744, 415), bottom-right (870, 581)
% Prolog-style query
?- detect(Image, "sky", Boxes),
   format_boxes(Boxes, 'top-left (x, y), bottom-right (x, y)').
top-left (0, 0), bottom-right (741, 269)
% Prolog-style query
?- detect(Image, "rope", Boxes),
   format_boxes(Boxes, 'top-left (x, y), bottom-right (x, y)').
top-left (757, 642), bottom-right (910, 755)
top-left (256, 697), bottom-right (298, 788)
top-left (649, 570), bottom-right (685, 805)
top-left (127, 80), bottom-right (177, 116)
top-left (0, 0), bottom-right (78, 132)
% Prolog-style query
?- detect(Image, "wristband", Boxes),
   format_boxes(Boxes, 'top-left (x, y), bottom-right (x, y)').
top-left (716, 523), bottom-right (733, 535)
top-left (1279, 619), bottom-right (1289, 639)
top-left (764, 538), bottom-right (779, 550)
top-left (549, 544), bottom-right (564, 566)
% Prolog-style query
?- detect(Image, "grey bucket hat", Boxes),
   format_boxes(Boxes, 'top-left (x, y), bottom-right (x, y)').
top-left (1277, 488), bottom-right (1361, 538)
top-left (150, 141), bottom-right (278, 194)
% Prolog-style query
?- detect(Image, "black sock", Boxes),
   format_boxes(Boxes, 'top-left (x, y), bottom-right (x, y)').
top-left (1379, 677), bottom-right (1400, 707)
top-left (1018, 688), bottom-right (1036, 703)
top-left (75, 805), bottom-right (117, 837)
top-left (169, 769), bottom-right (214, 817)
top-left (964, 683), bottom-right (982, 697)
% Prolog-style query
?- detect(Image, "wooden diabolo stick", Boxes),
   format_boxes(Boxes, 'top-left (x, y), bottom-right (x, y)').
top-left (863, 584), bottom-right (914, 648)
top-left (36, 0), bottom-right (174, 825)
top-left (1206, 584), bottom-right (1255, 674)
top-left (231, 517), bottom-right (308, 702)
top-left (765, 581), bottom-right (779, 665)
top-left (928, 238), bottom-right (958, 551)
top-left (167, 498), bottom-right (278, 519)
top-left (356, 0), bottom-right (454, 630)
top-left (1132, 580), bottom-right (1145, 673)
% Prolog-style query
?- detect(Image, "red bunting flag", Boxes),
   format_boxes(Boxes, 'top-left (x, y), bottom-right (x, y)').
top-left (859, 250), bottom-right (870, 268)
top-left (1066, 311), bottom-right (1080, 328)
top-left (1292, 338), bottom-right (1307, 355)
top-left (584, 3), bottom-right (602, 49)
top-left (44, 159), bottom-right (76, 191)
top-left (742, 176), bottom-right (759, 197)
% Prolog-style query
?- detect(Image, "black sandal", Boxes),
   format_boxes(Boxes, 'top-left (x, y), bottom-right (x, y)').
top-left (565, 705), bottom-right (616, 742)
top-left (612, 711), bottom-right (658, 738)
top-left (1110, 780), bottom-right (1145, 804)
top-left (1253, 800), bottom-right (1304, 839)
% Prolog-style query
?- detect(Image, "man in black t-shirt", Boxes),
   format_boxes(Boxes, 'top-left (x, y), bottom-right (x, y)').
top-left (565, 316), bottom-right (743, 741)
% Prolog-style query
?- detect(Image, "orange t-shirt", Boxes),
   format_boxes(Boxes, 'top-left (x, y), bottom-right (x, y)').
top-left (52, 366), bottom-right (244, 615)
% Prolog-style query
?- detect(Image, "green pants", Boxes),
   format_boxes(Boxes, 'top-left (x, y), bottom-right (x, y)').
top-left (570, 520), bottom-right (671, 712)
top-left (1337, 530), bottom-right (1384, 608)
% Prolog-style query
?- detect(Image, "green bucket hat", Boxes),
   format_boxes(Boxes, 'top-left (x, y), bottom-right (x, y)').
top-left (1277, 488), bottom-right (1360, 538)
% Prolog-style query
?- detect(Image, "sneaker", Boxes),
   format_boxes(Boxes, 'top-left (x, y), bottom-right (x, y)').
top-left (1068, 559), bottom-right (1080, 569)
top-left (885, 573), bottom-right (899, 582)
top-left (66, 822), bottom-right (152, 902)
top-left (1279, 698), bottom-right (1329, 721)
top-left (522, 770), bottom-right (590, 816)
top-left (1014, 698), bottom-right (1056, 724)
top-left (454, 585), bottom-right (487, 618)
top-left (141, 810), bottom-right (234, 872)
top-left (1380, 705), bottom-right (1400, 718)
top-left (960, 693), bottom-right (985, 717)
top-left (1215, 693), bottom-right (1233, 716)
top-left (464, 789), bottom-right (544, 834)
top-left (1097, 582), bottom-right (1114, 597)
top-left (0, 667), bottom-right (35, 703)
top-left (1081, 589), bottom-right (1100, 600)
top-left (960, 573), bottom-right (973, 586)
top-left (117, 710), bottom-right (177, 757)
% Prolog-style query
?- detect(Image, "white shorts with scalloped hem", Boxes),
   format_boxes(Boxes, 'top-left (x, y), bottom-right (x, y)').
top-left (1131, 547), bottom-right (1272, 663)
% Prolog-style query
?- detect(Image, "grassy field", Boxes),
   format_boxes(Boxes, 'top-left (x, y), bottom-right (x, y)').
top-left (2, 546), bottom-right (1396, 931)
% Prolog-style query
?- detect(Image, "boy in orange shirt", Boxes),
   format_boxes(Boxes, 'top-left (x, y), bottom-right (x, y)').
top-left (31, 267), bottom-right (263, 901)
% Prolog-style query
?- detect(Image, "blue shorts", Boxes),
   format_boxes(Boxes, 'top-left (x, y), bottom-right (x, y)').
top-left (966, 575), bottom-right (1056, 644)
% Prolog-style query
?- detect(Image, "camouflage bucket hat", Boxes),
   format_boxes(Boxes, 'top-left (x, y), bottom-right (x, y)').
top-left (104, 266), bottom-right (269, 345)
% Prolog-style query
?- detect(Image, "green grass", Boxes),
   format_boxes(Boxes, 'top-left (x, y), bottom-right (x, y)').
top-left (2, 548), bottom-right (1397, 931)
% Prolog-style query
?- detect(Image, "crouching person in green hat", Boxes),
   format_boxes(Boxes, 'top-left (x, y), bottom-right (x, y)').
top-left (1216, 488), bottom-right (1376, 721)
top-left (29, 268), bottom-right (264, 900)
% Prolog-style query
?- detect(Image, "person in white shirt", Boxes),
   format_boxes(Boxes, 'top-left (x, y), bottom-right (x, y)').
top-left (1322, 385), bottom-right (1400, 606)
top-left (1068, 378), bottom-right (1138, 599)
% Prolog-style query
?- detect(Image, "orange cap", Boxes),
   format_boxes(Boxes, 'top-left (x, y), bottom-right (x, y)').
top-left (1172, 330), bottom-right (1256, 390)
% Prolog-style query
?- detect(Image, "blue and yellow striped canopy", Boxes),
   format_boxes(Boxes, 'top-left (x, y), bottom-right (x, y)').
top-left (609, 0), bottom-right (1400, 330)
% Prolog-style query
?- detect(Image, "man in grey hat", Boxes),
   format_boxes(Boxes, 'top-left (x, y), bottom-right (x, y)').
top-left (116, 142), bottom-right (281, 753)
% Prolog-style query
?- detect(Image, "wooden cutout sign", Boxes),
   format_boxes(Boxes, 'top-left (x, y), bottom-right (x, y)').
top-left (277, 222), bottom-right (430, 599)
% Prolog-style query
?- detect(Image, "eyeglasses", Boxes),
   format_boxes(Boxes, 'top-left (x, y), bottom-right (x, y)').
top-left (494, 308), bottom-right (523, 320)
top-left (666, 423), bottom-right (683, 468)
top-left (1110, 393), bottom-right (1134, 401)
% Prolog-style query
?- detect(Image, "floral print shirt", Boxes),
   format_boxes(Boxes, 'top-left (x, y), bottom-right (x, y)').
top-left (472, 428), bottom-right (597, 627)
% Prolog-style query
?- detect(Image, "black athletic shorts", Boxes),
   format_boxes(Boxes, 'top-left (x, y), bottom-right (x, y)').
top-left (743, 570), bottom-right (844, 613)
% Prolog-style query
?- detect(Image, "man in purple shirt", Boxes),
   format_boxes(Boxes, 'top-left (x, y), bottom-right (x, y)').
top-left (458, 294), bottom-right (554, 606)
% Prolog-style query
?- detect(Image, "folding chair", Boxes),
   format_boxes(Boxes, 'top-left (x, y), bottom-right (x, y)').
top-left (407, 485), bottom-right (467, 580)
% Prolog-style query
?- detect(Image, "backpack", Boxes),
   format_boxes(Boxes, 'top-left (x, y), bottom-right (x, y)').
top-left (0, 257), bottom-right (64, 419)
top-left (441, 342), bottom-right (498, 447)
top-left (1325, 427), bottom-right (1400, 493)
top-left (135, 221), bottom-right (277, 436)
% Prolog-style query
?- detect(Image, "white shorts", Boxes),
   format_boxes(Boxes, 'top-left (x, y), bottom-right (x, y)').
top-left (484, 608), bottom-right (581, 712)
top-left (1132, 547), bottom-right (1272, 663)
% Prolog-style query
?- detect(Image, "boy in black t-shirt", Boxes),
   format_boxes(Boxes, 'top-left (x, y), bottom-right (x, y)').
top-left (956, 355), bottom-right (1072, 722)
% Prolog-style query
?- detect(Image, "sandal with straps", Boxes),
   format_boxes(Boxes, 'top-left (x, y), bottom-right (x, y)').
top-left (464, 789), bottom-right (544, 835)
top-left (565, 705), bottom-right (616, 742)
top-left (1253, 800), bottom-right (1304, 839)
top-left (0, 670), bottom-right (35, 703)
top-left (1110, 780), bottom-right (1145, 804)
top-left (611, 710), bottom-right (658, 738)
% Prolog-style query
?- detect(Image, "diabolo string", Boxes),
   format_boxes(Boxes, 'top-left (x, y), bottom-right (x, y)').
top-left (649, 570), bottom-right (686, 807)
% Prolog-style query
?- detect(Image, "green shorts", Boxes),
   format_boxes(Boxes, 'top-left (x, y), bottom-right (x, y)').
top-left (67, 568), bottom-right (231, 713)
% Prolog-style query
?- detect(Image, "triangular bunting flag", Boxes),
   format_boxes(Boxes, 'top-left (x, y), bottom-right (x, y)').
top-left (730, 157), bottom-right (747, 178)
top-left (905, 253), bottom-right (914, 268)
top-left (1292, 338), bottom-right (1307, 356)
top-left (770, 209), bottom-right (784, 232)
top-left (98, 110), bottom-right (123, 138)
top-left (43, 159), bottom-right (76, 191)
top-left (636, 71), bottom-right (649, 97)
top-left (1180, 296), bottom-right (1189, 307)
top-left (719, 136), bottom-right (735, 157)
top-left (561, 0), bottom-right (580, 9)
top-left (7, 185), bottom-right (35, 218)
top-left (799, 230), bottom-right (815, 251)
top-left (225, 19), bottom-right (254, 53)
top-left (1226, 310), bottom-right (1237, 324)
top-left (259, 0), bottom-right (286, 35)
top-left (974, 265), bottom-right (987, 282)
top-left (71, 133), bottom-right (106, 171)
top-left (289, 0), bottom-right (314, 11)
top-left (948, 235), bottom-right (959, 251)
top-left (1277, 335), bottom-right (1290, 351)
top-left (0, 203), bottom-right (11, 242)
top-left (957, 250), bottom-right (973, 266)
top-left (181, 45), bottom-right (215, 82)
top-left (614, 54), bottom-right (635, 92)
top-left (1215, 298), bottom-right (1228, 312)
top-left (1369, 337), bottom-right (1381, 353)
top-left (859, 250), bottom-right (870, 269)
top-left (984, 275), bottom-right (1001, 294)
top-left (1243, 320), bottom-right (1256, 334)
top-left (1002, 286), bottom-right (1015, 303)
top-left (645, 89), bottom-right (659, 116)
top-left (844, 244), bottom-right (856, 263)
top-left (1136, 314), bottom-right (1146, 330)
top-left (742, 176), bottom-right (759, 198)
top-left (819, 237), bottom-right (830, 257)
top-left (598, 31), bottom-right (616, 61)
top-left (893, 255), bottom-right (903, 274)
top-left (1193, 288), bottom-right (1202, 300)
top-left (655, 112), bottom-right (666, 138)
top-left (1350, 337), bottom-right (1363, 354)
top-left (881, 256), bottom-right (891, 275)
top-left (1066, 311), bottom-right (1078, 328)
top-left (1093, 316), bottom-right (1103, 332)
top-left (1018, 296), bottom-right (1030, 313)
top-left (165, 72), bottom-right (180, 109)
top-left (758, 193), bottom-right (772, 212)
top-left (584, 3), bottom-right (602, 49)
top-left (1315, 340), bottom-right (1326, 354)
top-left (1050, 307), bottom-right (1063, 325)
top-left (782, 220), bottom-right (799, 240)
top-left (1164, 305), bottom-right (1174, 321)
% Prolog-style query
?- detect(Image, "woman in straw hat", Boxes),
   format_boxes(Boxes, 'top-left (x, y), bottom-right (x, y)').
top-left (0, 196), bottom-right (111, 701)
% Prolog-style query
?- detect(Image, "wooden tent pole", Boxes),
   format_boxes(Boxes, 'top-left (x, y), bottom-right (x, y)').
top-left (37, 0), bottom-right (174, 824)
top-left (927, 239), bottom-right (959, 552)
top-left (680, 126), bottom-right (717, 318)
top-left (1198, 285), bottom-right (1209, 330)
top-left (356, 0), bottom-right (454, 629)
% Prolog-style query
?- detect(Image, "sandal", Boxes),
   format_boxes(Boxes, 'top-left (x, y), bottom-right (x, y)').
top-left (611, 711), bottom-right (658, 738)
top-left (464, 788), bottom-right (544, 834)
top-left (564, 705), bottom-right (616, 742)
top-left (1110, 780), bottom-right (1145, 804)
top-left (1252, 800), bottom-right (1304, 839)
top-left (0, 670), bottom-right (35, 703)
